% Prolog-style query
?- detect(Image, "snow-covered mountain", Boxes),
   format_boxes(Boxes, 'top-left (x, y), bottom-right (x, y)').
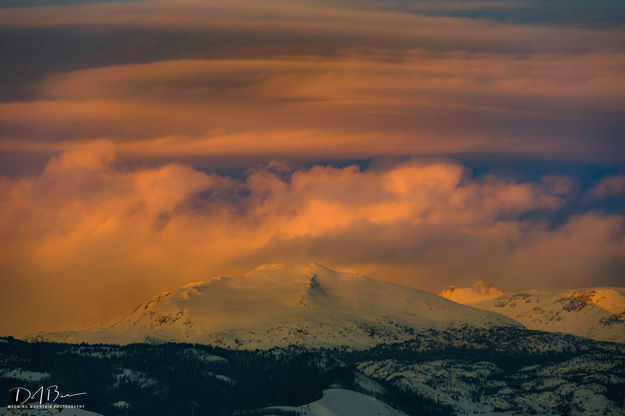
top-left (440, 280), bottom-right (625, 343)
top-left (30, 264), bottom-right (519, 348)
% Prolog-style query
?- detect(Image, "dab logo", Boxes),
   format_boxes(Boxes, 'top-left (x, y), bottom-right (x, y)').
top-left (9, 385), bottom-right (86, 406)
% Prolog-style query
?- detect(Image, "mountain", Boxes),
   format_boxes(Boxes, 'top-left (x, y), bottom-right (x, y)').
top-left (439, 279), bottom-right (503, 304)
top-left (5, 327), bottom-right (625, 416)
top-left (440, 280), bottom-right (625, 343)
top-left (29, 264), bottom-right (519, 348)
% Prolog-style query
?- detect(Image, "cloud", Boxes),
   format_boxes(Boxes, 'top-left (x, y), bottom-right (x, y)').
top-left (1, 51), bottom-right (624, 162)
top-left (590, 175), bottom-right (625, 199)
top-left (0, 0), bottom-right (623, 171)
top-left (0, 143), bottom-right (623, 336)
top-left (0, 0), bottom-right (624, 337)
top-left (44, 140), bottom-right (116, 172)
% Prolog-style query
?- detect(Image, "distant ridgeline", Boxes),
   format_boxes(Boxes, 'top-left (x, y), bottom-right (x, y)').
top-left (5, 266), bottom-right (625, 415)
top-left (1, 326), bottom-right (625, 416)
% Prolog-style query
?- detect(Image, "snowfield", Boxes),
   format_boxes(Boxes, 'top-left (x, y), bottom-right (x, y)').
top-left (30, 264), bottom-right (519, 349)
top-left (265, 389), bottom-right (407, 416)
top-left (0, 369), bottom-right (49, 382)
top-left (441, 280), bottom-right (625, 343)
top-left (358, 353), bottom-right (625, 416)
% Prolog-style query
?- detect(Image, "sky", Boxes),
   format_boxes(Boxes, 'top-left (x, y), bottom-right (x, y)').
top-left (0, 0), bottom-right (624, 336)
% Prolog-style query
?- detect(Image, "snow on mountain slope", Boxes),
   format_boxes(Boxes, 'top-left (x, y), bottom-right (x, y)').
top-left (265, 388), bottom-right (407, 416)
top-left (359, 353), bottom-right (625, 416)
top-left (440, 282), bottom-right (625, 343)
top-left (29, 264), bottom-right (519, 348)
top-left (439, 279), bottom-right (503, 304)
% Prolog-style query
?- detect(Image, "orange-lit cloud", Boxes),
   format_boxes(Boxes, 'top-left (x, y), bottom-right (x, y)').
top-left (1, 143), bottom-right (624, 336)
top-left (1, 0), bottom-right (625, 162)
top-left (1, 52), bottom-right (624, 161)
top-left (0, 0), bottom-right (624, 337)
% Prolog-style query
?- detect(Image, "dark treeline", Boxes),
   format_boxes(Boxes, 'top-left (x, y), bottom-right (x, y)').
top-left (1, 326), bottom-right (623, 416)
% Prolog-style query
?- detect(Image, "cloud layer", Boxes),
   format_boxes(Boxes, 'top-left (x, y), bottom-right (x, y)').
top-left (0, 0), bottom-right (624, 335)
top-left (0, 0), bottom-right (624, 163)
top-left (1, 143), bottom-right (624, 335)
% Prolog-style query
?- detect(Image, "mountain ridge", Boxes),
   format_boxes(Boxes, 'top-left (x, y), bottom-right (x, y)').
top-left (440, 281), bottom-right (625, 343)
top-left (27, 264), bottom-right (520, 348)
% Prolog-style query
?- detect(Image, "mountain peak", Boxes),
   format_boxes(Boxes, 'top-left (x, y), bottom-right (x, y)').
top-left (439, 279), bottom-right (502, 304)
top-left (440, 283), bottom-right (625, 343)
top-left (473, 279), bottom-right (501, 295)
top-left (32, 265), bottom-right (519, 348)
